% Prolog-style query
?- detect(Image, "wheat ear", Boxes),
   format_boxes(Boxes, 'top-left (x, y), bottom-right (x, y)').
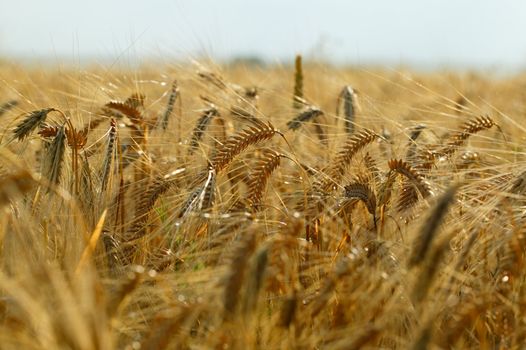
top-left (177, 168), bottom-right (216, 218)
top-left (438, 115), bottom-right (496, 157)
top-left (223, 232), bottom-right (257, 320)
top-left (286, 106), bottom-right (323, 130)
top-left (100, 119), bottom-right (117, 193)
top-left (343, 182), bottom-right (377, 216)
top-left (246, 149), bottom-right (282, 210)
top-left (388, 159), bottom-right (432, 197)
top-left (128, 168), bottom-right (186, 239)
top-left (337, 85), bottom-right (356, 135)
top-left (293, 54), bottom-right (304, 109)
top-left (42, 125), bottom-right (67, 187)
top-left (159, 80), bottom-right (179, 130)
top-left (105, 101), bottom-right (143, 126)
top-left (13, 108), bottom-right (55, 141)
top-left (317, 129), bottom-right (377, 192)
top-left (408, 184), bottom-right (460, 267)
top-left (187, 107), bottom-right (218, 155)
top-left (211, 121), bottom-right (281, 173)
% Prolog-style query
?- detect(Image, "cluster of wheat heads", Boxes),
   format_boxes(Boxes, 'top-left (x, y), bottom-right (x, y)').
top-left (0, 59), bottom-right (525, 349)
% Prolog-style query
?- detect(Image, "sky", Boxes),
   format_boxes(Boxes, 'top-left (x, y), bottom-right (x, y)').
top-left (1, 0), bottom-right (526, 69)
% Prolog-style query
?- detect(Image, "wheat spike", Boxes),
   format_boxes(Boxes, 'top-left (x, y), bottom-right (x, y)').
top-left (223, 232), bottom-right (257, 320)
top-left (100, 119), bottom-right (117, 193)
top-left (13, 108), bottom-right (55, 141)
top-left (317, 129), bottom-right (377, 192)
top-left (406, 124), bottom-right (426, 165)
top-left (197, 70), bottom-right (227, 89)
top-left (242, 245), bottom-right (269, 316)
top-left (128, 168), bottom-right (186, 239)
top-left (42, 125), bottom-right (66, 187)
top-left (187, 107), bottom-right (218, 155)
top-left (408, 184), bottom-right (460, 267)
top-left (343, 182), bottom-right (377, 216)
top-left (246, 149), bottom-right (282, 210)
top-left (334, 129), bottom-right (378, 174)
top-left (438, 115), bottom-right (495, 157)
top-left (388, 159), bottom-right (432, 198)
top-left (293, 54), bottom-right (304, 109)
top-left (79, 155), bottom-right (95, 212)
top-left (337, 85), bottom-right (357, 135)
top-left (177, 168), bottom-right (215, 218)
top-left (286, 106), bottom-right (323, 130)
top-left (158, 80), bottom-right (179, 130)
top-left (125, 93), bottom-right (145, 109)
top-left (211, 121), bottom-right (280, 173)
top-left (198, 168), bottom-right (216, 211)
top-left (105, 101), bottom-right (143, 125)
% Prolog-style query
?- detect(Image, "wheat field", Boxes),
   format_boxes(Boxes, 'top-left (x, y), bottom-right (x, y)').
top-left (0, 57), bottom-right (525, 349)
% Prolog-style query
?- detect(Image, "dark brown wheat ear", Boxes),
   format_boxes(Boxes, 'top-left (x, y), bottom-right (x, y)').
top-left (13, 108), bottom-right (56, 141)
top-left (42, 124), bottom-right (67, 188)
top-left (286, 106), bottom-right (323, 130)
top-left (211, 121), bottom-right (281, 173)
top-left (187, 107), bottom-right (219, 155)
top-left (388, 159), bottom-right (432, 198)
top-left (343, 182), bottom-right (377, 217)
top-left (105, 101), bottom-right (143, 126)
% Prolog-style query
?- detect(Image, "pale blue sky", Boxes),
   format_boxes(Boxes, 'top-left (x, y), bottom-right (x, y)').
top-left (1, 0), bottom-right (526, 68)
